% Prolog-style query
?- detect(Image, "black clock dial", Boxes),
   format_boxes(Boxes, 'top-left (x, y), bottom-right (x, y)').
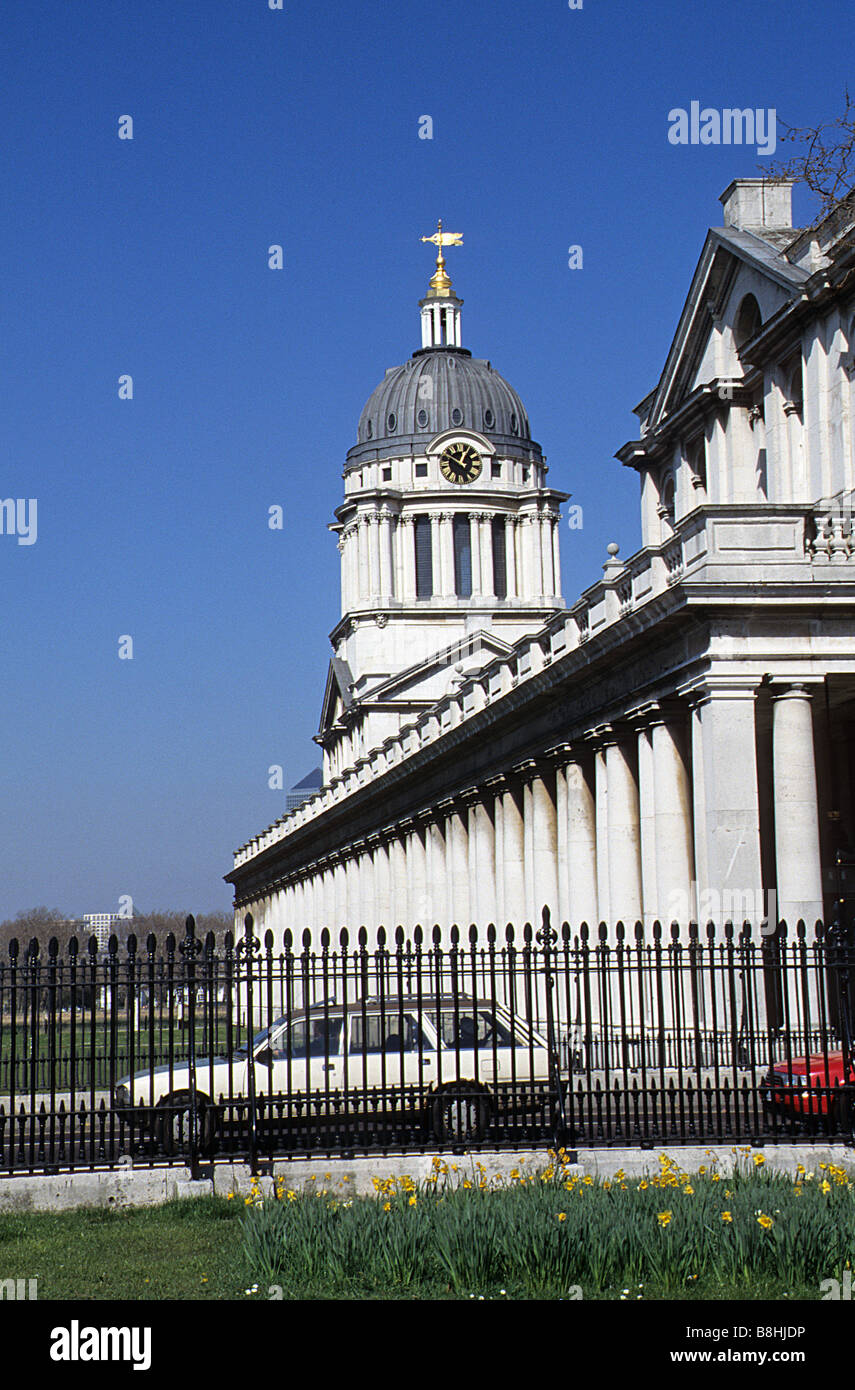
top-left (439, 443), bottom-right (483, 484)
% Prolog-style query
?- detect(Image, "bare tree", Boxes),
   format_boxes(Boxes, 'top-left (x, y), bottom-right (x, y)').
top-left (766, 91), bottom-right (855, 224)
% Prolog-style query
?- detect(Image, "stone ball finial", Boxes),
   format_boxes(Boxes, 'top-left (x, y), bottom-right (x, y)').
top-left (607, 542), bottom-right (620, 557)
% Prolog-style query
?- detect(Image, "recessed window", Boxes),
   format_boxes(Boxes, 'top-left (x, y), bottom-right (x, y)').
top-left (415, 462), bottom-right (428, 478)
top-left (484, 409), bottom-right (494, 429)
top-left (366, 420), bottom-right (373, 439)
top-left (417, 408), bottom-right (428, 428)
top-left (491, 517), bottom-right (507, 599)
top-left (451, 407), bottom-right (463, 426)
top-left (522, 465), bottom-right (530, 484)
top-left (510, 412), bottom-right (518, 435)
top-left (387, 412), bottom-right (397, 433)
top-left (734, 294), bottom-right (762, 356)
top-left (415, 515), bottom-right (433, 597)
top-left (491, 461), bottom-right (502, 479)
top-left (382, 466), bottom-right (392, 481)
top-left (453, 515), bottom-right (472, 598)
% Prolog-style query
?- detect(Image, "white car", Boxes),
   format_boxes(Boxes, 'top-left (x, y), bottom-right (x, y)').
top-left (114, 994), bottom-right (565, 1154)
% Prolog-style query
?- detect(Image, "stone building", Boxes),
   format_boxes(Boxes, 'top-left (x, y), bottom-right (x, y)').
top-left (226, 182), bottom-right (855, 948)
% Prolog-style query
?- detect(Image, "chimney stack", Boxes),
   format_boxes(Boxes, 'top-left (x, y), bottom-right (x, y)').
top-left (720, 178), bottom-right (793, 232)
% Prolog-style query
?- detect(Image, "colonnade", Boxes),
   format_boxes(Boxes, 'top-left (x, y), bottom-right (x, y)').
top-left (337, 505), bottom-right (562, 608)
top-left (253, 682), bottom-right (825, 946)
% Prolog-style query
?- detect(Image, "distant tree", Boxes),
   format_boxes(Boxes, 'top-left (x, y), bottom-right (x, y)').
top-left (0, 906), bottom-right (233, 954)
top-left (0, 907), bottom-right (83, 954)
top-left (766, 91), bottom-right (855, 224)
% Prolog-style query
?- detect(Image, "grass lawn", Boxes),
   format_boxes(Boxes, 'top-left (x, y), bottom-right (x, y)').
top-left (0, 1197), bottom-right (246, 1300)
top-left (0, 1150), bottom-right (852, 1300)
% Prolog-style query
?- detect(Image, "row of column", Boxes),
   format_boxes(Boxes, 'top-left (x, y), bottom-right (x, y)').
top-left (253, 682), bottom-right (824, 942)
top-left (337, 507), bottom-right (561, 609)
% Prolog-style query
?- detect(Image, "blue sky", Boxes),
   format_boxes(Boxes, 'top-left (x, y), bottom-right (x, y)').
top-left (0, 0), bottom-right (850, 920)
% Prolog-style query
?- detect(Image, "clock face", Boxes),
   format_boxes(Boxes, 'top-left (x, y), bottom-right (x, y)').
top-left (439, 442), bottom-right (483, 485)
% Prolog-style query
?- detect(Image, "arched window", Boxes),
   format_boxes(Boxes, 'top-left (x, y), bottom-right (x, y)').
top-left (784, 357), bottom-right (803, 419)
top-left (734, 294), bottom-right (763, 357)
top-left (658, 474), bottom-right (676, 533)
top-left (687, 436), bottom-right (707, 494)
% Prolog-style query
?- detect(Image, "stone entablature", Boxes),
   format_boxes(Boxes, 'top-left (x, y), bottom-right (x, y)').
top-left (232, 501), bottom-right (855, 873)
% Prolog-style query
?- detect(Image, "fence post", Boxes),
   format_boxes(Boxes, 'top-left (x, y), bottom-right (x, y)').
top-left (181, 916), bottom-right (202, 1178)
top-left (537, 906), bottom-right (569, 1148)
top-left (242, 914), bottom-right (260, 1175)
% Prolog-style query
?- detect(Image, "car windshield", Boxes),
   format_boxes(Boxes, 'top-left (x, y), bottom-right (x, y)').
top-left (233, 1021), bottom-right (285, 1058)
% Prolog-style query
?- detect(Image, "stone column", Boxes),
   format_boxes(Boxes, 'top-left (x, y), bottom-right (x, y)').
top-left (429, 512), bottom-right (442, 599)
top-left (337, 536), bottom-right (347, 611)
top-left (368, 514), bottom-right (381, 599)
top-left (539, 513), bottom-right (554, 596)
top-left (345, 853), bottom-right (360, 928)
top-left (551, 512), bottom-right (562, 598)
top-left (359, 844), bottom-right (376, 934)
top-left (479, 513), bottom-right (495, 599)
top-left (772, 684), bottom-right (824, 925)
top-left (426, 813), bottom-right (447, 930)
top-left (399, 514), bottom-right (416, 599)
top-left (593, 737), bottom-right (610, 925)
top-left (651, 706), bottom-right (695, 926)
top-left (373, 836), bottom-right (391, 930)
top-left (466, 790), bottom-right (497, 927)
top-left (357, 515), bottom-right (370, 601)
top-left (333, 855), bottom-right (347, 930)
top-left (692, 680), bottom-right (764, 927)
top-left (438, 512), bottom-right (455, 597)
top-left (485, 776), bottom-right (506, 925)
top-left (604, 728), bottom-right (643, 926)
top-left (389, 833), bottom-right (409, 930)
top-left (529, 763), bottom-right (559, 926)
top-left (447, 801), bottom-right (471, 927)
top-left (469, 514), bottom-right (482, 598)
top-left (501, 778), bottom-right (526, 926)
top-left (406, 820), bottom-right (429, 928)
top-left (636, 719), bottom-right (658, 926)
top-left (378, 507), bottom-right (394, 599)
top-left (565, 749), bottom-right (599, 927)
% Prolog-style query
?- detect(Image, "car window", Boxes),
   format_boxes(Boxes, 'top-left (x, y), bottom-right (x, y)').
top-left (268, 1017), bottom-right (343, 1059)
top-left (349, 1013), bottom-right (431, 1054)
top-left (428, 1010), bottom-right (518, 1048)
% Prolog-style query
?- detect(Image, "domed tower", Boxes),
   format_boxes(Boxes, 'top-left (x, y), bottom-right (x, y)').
top-left (317, 226), bottom-right (569, 782)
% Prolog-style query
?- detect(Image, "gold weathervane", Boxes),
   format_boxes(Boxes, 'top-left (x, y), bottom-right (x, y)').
top-left (421, 219), bottom-right (463, 295)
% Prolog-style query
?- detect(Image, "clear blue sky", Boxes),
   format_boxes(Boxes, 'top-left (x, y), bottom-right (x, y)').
top-left (0, 0), bottom-right (849, 920)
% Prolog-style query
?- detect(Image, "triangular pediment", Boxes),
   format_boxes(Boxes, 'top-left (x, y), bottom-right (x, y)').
top-left (643, 227), bottom-right (809, 433)
top-left (358, 630), bottom-right (514, 709)
top-left (317, 656), bottom-right (355, 736)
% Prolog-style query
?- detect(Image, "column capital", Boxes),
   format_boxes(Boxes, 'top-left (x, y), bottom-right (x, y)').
top-left (770, 680), bottom-right (820, 702)
top-left (682, 676), bottom-right (760, 706)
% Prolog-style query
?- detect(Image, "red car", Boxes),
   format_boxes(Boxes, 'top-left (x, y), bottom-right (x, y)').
top-left (764, 1052), bottom-right (853, 1136)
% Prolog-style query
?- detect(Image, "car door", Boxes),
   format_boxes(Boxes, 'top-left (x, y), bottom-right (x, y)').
top-left (344, 1009), bottom-right (434, 1104)
top-left (263, 1014), bottom-right (344, 1100)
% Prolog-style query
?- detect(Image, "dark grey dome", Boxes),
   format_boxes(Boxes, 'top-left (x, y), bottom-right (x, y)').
top-left (346, 346), bottom-right (540, 467)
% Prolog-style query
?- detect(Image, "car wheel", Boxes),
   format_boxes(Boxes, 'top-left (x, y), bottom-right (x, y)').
top-left (155, 1090), bottom-right (218, 1158)
top-left (431, 1085), bottom-right (491, 1144)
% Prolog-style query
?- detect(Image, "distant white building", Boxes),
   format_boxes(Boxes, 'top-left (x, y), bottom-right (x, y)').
top-left (84, 913), bottom-right (125, 952)
top-left (227, 183), bottom-right (855, 963)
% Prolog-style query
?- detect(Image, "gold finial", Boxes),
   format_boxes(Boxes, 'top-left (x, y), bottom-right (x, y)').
top-left (420, 219), bottom-right (463, 296)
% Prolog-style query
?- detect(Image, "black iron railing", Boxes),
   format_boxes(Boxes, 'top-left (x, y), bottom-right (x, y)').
top-left (0, 912), bottom-right (853, 1175)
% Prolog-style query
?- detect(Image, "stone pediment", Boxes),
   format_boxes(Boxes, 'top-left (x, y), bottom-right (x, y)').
top-left (641, 227), bottom-right (809, 434)
top-left (357, 630), bottom-right (514, 709)
top-left (317, 656), bottom-right (355, 735)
